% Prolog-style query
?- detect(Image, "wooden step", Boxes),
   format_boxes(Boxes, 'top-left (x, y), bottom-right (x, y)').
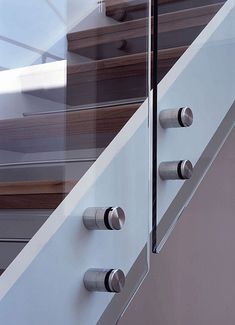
top-left (24, 47), bottom-right (184, 106)
top-left (0, 103), bottom-right (140, 152)
top-left (0, 180), bottom-right (76, 209)
top-left (105, 0), bottom-right (177, 21)
top-left (68, 3), bottom-right (223, 59)
top-left (158, 45), bottom-right (187, 70)
top-left (67, 17), bottom-right (147, 54)
top-left (0, 180), bottom-right (75, 195)
top-left (106, 0), bottom-right (148, 21)
top-left (67, 53), bottom-right (148, 105)
top-left (67, 16), bottom-right (148, 59)
top-left (67, 46), bottom-right (187, 105)
top-left (158, 2), bottom-right (224, 33)
top-left (68, 52), bottom-right (147, 83)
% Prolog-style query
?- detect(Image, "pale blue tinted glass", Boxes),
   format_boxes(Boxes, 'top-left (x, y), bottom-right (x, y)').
top-left (0, 1), bottom-right (150, 324)
top-left (154, 0), bottom-right (234, 252)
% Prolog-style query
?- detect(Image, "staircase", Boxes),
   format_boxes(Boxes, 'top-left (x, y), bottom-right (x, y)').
top-left (1, 0), bottom-right (223, 271)
top-left (0, 0), bottom-right (232, 323)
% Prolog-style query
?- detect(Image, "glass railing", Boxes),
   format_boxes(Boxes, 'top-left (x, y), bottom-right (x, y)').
top-left (153, 0), bottom-right (234, 252)
top-left (0, 0), bottom-right (151, 324)
top-left (1, 0), bottom-right (234, 322)
top-left (0, 0), bottom-right (68, 268)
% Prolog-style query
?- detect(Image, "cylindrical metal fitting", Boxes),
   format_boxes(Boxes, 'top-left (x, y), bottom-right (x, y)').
top-left (159, 160), bottom-right (193, 180)
top-left (83, 207), bottom-right (125, 230)
top-left (159, 107), bottom-right (193, 129)
top-left (83, 268), bottom-right (126, 293)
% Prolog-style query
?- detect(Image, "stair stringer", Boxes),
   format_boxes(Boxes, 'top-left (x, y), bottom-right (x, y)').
top-left (0, 98), bottom-right (150, 325)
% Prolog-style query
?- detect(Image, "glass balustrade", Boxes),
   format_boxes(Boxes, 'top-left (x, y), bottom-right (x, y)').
top-left (153, 0), bottom-right (234, 252)
top-left (0, 0), bottom-right (234, 323)
top-left (0, 1), bottom-right (151, 323)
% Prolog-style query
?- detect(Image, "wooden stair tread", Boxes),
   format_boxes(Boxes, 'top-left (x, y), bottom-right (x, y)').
top-left (0, 194), bottom-right (64, 210)
top-left (158, 45), bottom-right (187, 59)
top-left (105, 0), bottom-right (177, 19)
top-left (68, 46), bottom-right (187, 79)
top-left (0, 180), bottom-right (76, 196)
top-left (68, 52), bottom-right (147, 81)
top-left (158, 2), bottom-right (224, 33)
top-left (67, 53), bottom-right (148, 105)
top-left (68, 3), bottom-right (223, 53)
top-left (67, 17), bottom-right (147, 52)
top-left (106, 0), bottom-right (147, 12)
top-left (24, 47), bottom-right (185, 107)
top-left (0, 180), bottom-right (77, 209)
top-left (106, 0), bottom-right (148, 20)
top-left (0, 103), bottom-right (140, 152)
top-left (68, 47), bottom-right (185, 75)
top-left (67, 47), bottom-right (185, 105)
top-left (158, 45), bottom-right (188, 68)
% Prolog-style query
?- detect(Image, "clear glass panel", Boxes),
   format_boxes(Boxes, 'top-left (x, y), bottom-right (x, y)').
top-left (0, 0), bottom-right (150, 323)
top-left (153, 0), bottom-right (233, 252)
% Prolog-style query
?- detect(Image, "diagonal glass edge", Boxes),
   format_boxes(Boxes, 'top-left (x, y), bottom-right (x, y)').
top-left (97, 244), bottom-right (148, 325)
top-left (153, 100), bottom-right (235, 253)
